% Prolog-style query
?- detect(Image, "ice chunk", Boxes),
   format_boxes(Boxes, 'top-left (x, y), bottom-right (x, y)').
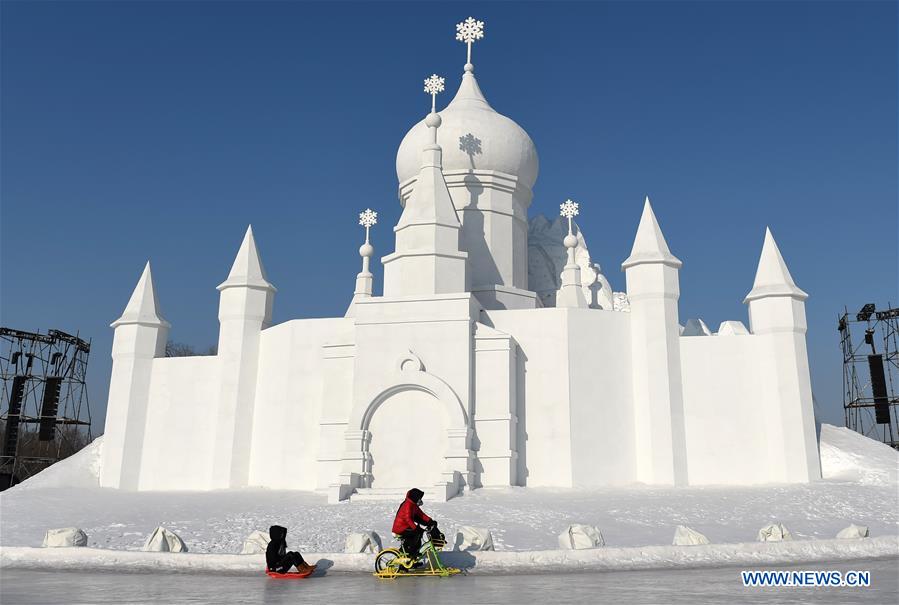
top-left (757, 523), bottom-right (793, 542)
top-left (142, 526), bottom-right (188, 552)
top-left (454, 526), bottom-right (495, 551)
top-left (344, 531), bottom-right (382, 554)
top-left (716, 321), bottom-right (750, 336)
top-left (42, 527), bottom-right (87, 548)
top-left (682, 318), bottom-right (712, 336)
top-left (836, 524), bottom-right (869, 539)
top-left (672, 525), bottom-right (710, 546)
top-left (558, 524), bottom-right (604, 550)
top-left (240, 530), bottom-right (270, 554)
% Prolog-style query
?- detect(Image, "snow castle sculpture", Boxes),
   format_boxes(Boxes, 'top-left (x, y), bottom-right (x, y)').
top-left (99, 18), bottom-right (821, 500)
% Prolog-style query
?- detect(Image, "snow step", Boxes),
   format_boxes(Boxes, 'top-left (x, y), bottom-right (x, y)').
top-left (350, 488), bottom-right (410, 502)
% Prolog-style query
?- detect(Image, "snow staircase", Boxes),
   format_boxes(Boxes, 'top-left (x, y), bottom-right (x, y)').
top-left (350, 488), bottom-right (410, 502)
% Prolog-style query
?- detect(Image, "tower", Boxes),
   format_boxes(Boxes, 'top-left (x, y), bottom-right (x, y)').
top-left (744, 228), bottom-right (821, 482)
top-left (622, 198), bottom-right (689, 485)
top-left (395, 19), bottom-right (539, 309)
top-left (211, 226), bottom-right (275, 488)
top-left (99, 262), bottom-right (169, 489)
top-left (383, 75), bottom-right (468, 296)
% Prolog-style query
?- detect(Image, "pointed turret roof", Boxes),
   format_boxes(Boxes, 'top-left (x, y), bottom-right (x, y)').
top-left (111, 261), bottom-right (170, 328)
top-left (744, 227), bottom-right (807, 302)
top-left (621, 197), bottom-right (682, 269)
top-left (217, 225), bottom-right (276, 292)
top-left (396, 113), bottom-right (462, 229)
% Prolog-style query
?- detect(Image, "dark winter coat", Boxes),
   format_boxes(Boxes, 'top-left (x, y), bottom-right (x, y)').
top-left (392, 488), bottom-right (433, 534)
top-left (266, 525), bottom-right (288, 570)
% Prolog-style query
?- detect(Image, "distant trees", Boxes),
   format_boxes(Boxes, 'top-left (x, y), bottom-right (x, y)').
top-left (165, 340), bottom-right (217, 357)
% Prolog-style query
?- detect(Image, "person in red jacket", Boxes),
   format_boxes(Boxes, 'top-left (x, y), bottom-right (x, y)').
top-left (392, 488), bottom-right (436, 560)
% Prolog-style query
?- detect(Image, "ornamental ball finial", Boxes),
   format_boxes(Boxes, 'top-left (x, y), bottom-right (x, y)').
top-left (425, 112), bottom-right (442, 128)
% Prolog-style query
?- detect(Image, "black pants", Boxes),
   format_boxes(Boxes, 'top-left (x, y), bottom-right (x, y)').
top-left (273, 551), bottom-right (306, 573)
top-left (400, 528), bottom-right (423, 557)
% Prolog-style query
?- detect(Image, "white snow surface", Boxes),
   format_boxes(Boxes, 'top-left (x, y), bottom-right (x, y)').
top-left (1, 424), bottom-right (897, 572)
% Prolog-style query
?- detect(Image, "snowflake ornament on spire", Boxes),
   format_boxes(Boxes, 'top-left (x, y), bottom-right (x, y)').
top-left (560, 199), bottom-right (579, 236)
top-left (456, 17), bottom-right (485, 65)
top-left (359, 208), bottom-right (378, 229)
top-left (423, 74), bottom-right (445, 112)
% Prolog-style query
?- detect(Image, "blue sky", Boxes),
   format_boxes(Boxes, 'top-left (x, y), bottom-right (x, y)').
top-left (2, 1), bottom-right (896, 430)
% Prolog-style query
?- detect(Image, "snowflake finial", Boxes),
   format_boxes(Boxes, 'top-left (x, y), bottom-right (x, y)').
top-left (560, 199), bottom-right (579, 237)
top-left (359, 208), bottom-right (378, 229)
top-left (560, 199), bottom-right (579, 220)
top-left (423, 74), bottom-right (445, 112)
top-left (456, 17), bottom-right (485, 65)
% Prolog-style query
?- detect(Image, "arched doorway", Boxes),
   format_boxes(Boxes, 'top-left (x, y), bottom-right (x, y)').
top-left (367, 389), bottom-right (448, 489)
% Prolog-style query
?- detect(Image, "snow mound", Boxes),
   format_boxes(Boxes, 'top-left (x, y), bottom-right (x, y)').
top-left (558, 524), bottom-right (604, 550)
top-left (344, 531), bottom-right (381, 554)
top-left (819, 424), bottom-right (899, 485)
top-left (836, 524), bottom-right (869, 540)
top-left (42, 528), bottom-right (87, 548)
top-left (672, 525), bottom-right (709, 546)
top-left (10, 437), bottom-right (103, 491)
top-left (142, 527), bottom-right (188, 553)
top-left (757, 523), bottom-right (793, 542)
top-left (454, 526), bottom-right (495, 552)
top-left (240, 530), bottom-right (269, 555)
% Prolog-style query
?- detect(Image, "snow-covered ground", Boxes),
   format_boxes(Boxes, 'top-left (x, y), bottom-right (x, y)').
top-left (1, 424), bottom-right (896, 572)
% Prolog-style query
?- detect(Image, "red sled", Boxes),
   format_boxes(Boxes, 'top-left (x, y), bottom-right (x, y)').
top-left (265, 566), bottom-right (315, 579)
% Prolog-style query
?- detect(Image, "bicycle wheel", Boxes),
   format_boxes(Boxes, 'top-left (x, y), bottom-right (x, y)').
top-left (374, 548), bottom-right (403, 573)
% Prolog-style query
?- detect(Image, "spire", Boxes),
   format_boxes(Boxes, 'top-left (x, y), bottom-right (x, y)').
top-left (217, 225), bottom-right (276, 292)
top-left (557, 199), bottom-right (588, 308)
top-left (111, 261), bottom-right (170, 328)
top-left (346, 209), bottom-right (377, 317)
top-left (622, 197), bottom-right (682, 270)
top-left (397, 76), bottom-right (460, 229)
top-left (744, 227), bottom-right (807, 303)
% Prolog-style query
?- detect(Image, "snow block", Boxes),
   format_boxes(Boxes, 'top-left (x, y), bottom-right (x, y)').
top-left (672, 525), bottom-right (710, 546)
top-left (344, 531), bottom-right (382, 554)
top-left (454, 526), bottom-right (495, 552)
top-left (757, 523), bottom-right (793, 542)
top-left (142, 527), bottom-right (188, 553)
top-left (42, 528), bottom-right (88, 548)
top-left (240, 530), bottom-right (270, 554)
top-left (836, 524), bottom-right (869, 539)
top-left (558, 524), bottom-right (604, 550)
top-left (716, 320), bottom-right (750, 336)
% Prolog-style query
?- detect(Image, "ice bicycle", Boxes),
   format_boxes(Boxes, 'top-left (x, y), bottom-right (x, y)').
top-left (372, 526), bottom-right (462, 579)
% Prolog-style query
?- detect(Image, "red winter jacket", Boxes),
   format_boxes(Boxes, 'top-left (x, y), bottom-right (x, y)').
top-left (392, 488), bottom-right (432, 534)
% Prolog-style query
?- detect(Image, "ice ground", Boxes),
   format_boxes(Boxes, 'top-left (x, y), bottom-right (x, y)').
top-left (0, 424), bottom-right (896, 571)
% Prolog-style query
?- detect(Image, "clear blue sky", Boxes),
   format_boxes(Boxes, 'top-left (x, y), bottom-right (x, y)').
top-left (2, 1), bottom-right (896, 431)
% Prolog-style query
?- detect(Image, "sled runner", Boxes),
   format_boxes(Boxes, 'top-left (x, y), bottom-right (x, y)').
top-left (265, 566), bottom-right (315, 579)
top-left (373, 527), bottom-right (461, 579)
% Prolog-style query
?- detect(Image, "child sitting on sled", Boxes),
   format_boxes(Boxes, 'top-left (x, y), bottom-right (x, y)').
top-left (266, 525), bottom-right (314, 574)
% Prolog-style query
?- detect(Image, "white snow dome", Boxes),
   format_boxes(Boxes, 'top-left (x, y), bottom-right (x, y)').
top-left (396, 65), bottom-right (539, 190)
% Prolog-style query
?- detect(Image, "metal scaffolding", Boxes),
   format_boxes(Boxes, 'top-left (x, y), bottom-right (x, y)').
top-left (838, 304), bottom-right (899, 449)
top-left (0, 328), bottom-right (93, 489)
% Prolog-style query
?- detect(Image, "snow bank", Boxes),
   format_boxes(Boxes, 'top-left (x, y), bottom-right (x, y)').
top-left (819, 424), bottom-right (899, 485)
top-left (11, 437), bottom-right (103, 491)
top-left (3, 536), bottom-right (896, 575)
